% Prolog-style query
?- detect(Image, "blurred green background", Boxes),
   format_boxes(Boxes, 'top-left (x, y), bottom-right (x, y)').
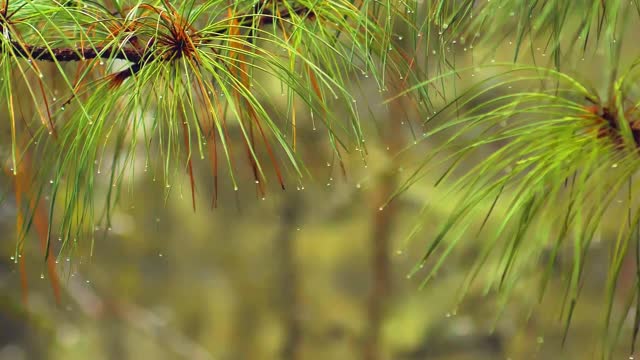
top-left (1, 6), bottom-right (639, 360)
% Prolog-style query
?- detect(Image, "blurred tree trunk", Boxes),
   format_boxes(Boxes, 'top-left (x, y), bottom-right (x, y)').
top-left (103, 321), bottom-right (128, 360)
top-left (363, 96), bottom-right (407, 360)
top-left (275, 193), bottom-right (303, 360)
top-left (363, 171), bottom-right (397, 360)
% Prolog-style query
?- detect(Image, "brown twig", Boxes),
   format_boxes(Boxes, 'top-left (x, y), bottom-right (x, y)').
top-left (10, 41), bottom-right (144, 63)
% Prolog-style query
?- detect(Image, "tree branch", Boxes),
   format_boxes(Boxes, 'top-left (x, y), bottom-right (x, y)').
top-left (10, 41), bottom-right (144, 63)
top-left (5, 4), bottom-right (315, 66)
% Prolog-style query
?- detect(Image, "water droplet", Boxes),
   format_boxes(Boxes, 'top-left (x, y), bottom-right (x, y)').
top-left (356, 183), bottom-right (361, 189)
top-left (40, 273), bottom-right (45, 279)
top-left (158, 253), bottom-right (163, 257)
top-left (612, 163), bottom-right (618, 168)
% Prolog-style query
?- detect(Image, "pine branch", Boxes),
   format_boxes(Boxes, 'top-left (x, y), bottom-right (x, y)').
top-left (3, 3), bottom-right (315, 67)
top-left (9, 41), bottom-right (144, 63)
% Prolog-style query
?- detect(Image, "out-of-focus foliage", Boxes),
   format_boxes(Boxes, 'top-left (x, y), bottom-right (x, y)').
top-left (2, 0), bottom-right (640, 359)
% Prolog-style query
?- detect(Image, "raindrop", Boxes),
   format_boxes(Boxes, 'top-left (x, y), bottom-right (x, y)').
top-left (159, 253), bottom-right (163, 257)
top-left (612, 163), bottom-right (618, 168)
top-left (356, 183), bottom-right (361, 189)
top-left (40, 273), bottom-right (45, 279)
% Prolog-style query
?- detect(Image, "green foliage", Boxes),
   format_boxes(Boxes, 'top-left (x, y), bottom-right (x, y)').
top-left (393, 0), bottom-right (640, 355)
top-left (4, 0), bottom-right (640, 356)
top-left (0, 0), bottom-right (404, 254)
